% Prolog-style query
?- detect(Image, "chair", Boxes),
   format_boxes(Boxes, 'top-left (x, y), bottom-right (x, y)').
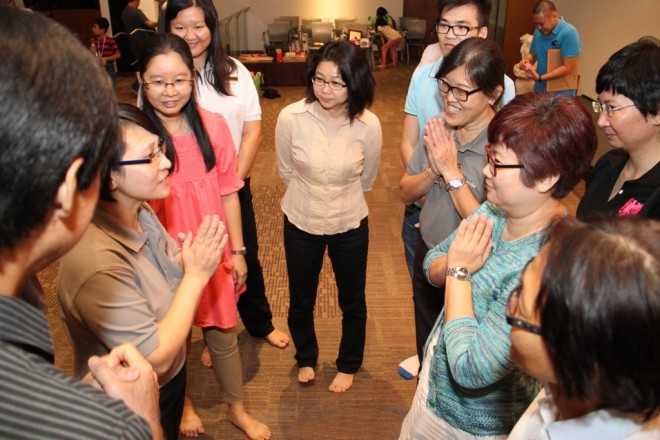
top-left (333, 17), bottom-right (357, 38)
top-left (347, 23), bottom-right (376, 70)
top-left (309, 21), bottom-right (334, 47)
top-left (264, 21), bottom-right (291, 55)
top-left (277, 15), bottom-right (300, 49)
top-left (300, 18), bottom-right (321, 40)
top-left (404, 18), bottom-right (427, 64)
top-left (398, 16), bottom-right (417, 31)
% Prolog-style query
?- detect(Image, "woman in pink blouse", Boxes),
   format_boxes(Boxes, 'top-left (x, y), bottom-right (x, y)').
top-left (275, 41), bottom-right (382, 393)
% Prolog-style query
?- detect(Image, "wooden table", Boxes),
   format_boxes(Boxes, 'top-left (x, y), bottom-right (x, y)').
top-left (242, 61), bottom-right (308, 87)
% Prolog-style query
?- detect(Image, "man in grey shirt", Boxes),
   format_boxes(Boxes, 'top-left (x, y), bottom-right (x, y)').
top-left (0, 7), bottom-right (162, 439)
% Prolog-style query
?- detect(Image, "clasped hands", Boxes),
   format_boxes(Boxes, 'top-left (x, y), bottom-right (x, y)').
top-left (424, 117), bottom-right (461, 180)
top-left (178, 215), bottom-right (228, 282)
top-left (447, 213), bottom-right (494, 275)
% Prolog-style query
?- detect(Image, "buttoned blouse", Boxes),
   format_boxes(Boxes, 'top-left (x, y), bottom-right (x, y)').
top-left (275, 99), bottom-right (382, 235)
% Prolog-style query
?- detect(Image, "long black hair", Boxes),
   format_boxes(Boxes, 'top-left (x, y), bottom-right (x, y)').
top-left (138, 33), bottom-right (216, 172)
top-left (165, 0), bottom-right (236, 97)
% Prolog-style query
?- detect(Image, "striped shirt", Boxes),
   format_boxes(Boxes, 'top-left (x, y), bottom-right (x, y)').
top-left (92, 35), bottom-right (118, 59)
top-left (0, 295), bottom-right (153, 439)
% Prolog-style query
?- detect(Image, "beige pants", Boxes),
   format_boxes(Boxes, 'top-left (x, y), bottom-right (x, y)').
top-left (202, 327), bottom-right (243, 404)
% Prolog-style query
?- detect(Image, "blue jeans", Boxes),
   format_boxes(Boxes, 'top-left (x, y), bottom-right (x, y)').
top-left (401, 204), bottom-right (421, 280)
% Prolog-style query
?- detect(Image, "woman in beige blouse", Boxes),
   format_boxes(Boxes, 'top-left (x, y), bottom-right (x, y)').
top-left (275, 41), bottom-right (382, 393)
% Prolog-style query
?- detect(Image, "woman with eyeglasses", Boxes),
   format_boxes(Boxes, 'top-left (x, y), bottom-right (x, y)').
top-left (507, 216), bottom-right (659, 439)
top-left (576, 37), bottom-right (660, 220)
top-left (136, 33), bottom-right (271, 440)
top-left (57, 103), bottom-right (227, 440)
top-left (399, 92), bottom-right (597, 439)
top-left (399, 37), bottom-right (503, 370)
top-left (164, 0), bottom-right (285, 436)
top-left (275, 41), bottom-right (382, 393)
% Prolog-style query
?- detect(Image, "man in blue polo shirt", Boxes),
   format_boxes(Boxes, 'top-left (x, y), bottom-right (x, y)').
top-left (519, 0), bottom-right (581, 95)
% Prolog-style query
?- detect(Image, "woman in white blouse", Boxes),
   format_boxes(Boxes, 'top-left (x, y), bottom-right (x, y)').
top-left (276, 41), bottom-right (382, 393)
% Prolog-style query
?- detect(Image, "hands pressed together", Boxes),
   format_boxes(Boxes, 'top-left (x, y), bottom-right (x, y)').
top-left (178, 215), bottom-right (228, 283)
top-left (447, 213), bottom-right (494, 275)
top-left (424, 117), bottom-right (461, 180)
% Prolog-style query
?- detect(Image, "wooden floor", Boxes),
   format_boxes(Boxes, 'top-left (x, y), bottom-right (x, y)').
top-left (40, 63), bottom-right (601, 439)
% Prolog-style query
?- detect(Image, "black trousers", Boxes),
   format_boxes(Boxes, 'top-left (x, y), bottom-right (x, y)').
top-left (412, 238), bottom-right (446, 362)
top-left (236, 177), bottom-right (275, 337)
top-left (284, 216), bottom-right (368, 374)
top-left (159, 364), bottom-right (186, 440)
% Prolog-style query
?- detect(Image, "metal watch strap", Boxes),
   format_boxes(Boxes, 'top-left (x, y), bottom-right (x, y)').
top-left (231, 247), bottom-right (247, 255)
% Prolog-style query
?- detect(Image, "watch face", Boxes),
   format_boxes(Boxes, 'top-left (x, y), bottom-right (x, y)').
top-left (456, 267), bottom-right (468, 279)
top-left (446, 178), bottom-right (465, 191)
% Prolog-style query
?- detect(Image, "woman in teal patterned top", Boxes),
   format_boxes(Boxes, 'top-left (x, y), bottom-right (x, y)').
top-left (398, 93), bottom-right (597, 439)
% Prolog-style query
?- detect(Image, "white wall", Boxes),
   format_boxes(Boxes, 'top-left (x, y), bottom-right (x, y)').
top-left (213, 0), bottom-right (403, 50)
top-left (555, 0), bottom-right (660, 98)
top-left (214, 0), bottom-right (402, 25)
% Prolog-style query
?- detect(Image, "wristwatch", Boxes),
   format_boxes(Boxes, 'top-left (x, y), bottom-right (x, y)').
top-left (446, 266), bottom-right (472, 281)
top-left (231, 247), bottom-right (247, 255)
top-left (445, 177), bottom-right (466, 192)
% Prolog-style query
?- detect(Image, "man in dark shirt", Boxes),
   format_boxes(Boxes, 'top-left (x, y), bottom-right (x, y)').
top-left (0, 7), bottom-right (162, 439)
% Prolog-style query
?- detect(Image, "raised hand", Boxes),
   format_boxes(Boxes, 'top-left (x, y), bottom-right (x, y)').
top-left (447, 213), bottom-right (494, 274)
top-left (424, 117), bottom-right (460, 179)
top-left (178, 215), bottom-right (227, 282)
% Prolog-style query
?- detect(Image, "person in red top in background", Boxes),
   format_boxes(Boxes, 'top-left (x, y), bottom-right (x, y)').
top-left (91, 17), bottom-right (121, 87)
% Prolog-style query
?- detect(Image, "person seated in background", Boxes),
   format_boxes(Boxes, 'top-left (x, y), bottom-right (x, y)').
top-left (0, 7), bottom-right (161, 439)
top-left (577, 36), bottom-right (660, 220)
top-left (507, 216), bottom-right (659, 439)
top-left (399, 92), bottom-right (597, 439)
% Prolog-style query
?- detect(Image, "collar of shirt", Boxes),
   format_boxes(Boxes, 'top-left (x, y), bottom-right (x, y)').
top-left (290, 99), bottom-right (369, 127)
top-left (538, 393), bottom-right (643, 440)
top-left (92, 203), bottom-right (152, 253)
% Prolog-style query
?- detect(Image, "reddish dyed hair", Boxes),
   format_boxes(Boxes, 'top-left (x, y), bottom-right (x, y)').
top-left (488, 93), bottom-right (597, 198)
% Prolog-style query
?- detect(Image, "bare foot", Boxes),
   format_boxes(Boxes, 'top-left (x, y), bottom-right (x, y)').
top-left (201, 346), bottom-right (212, 367)
top-left (297, 366), bottom-right (315, 384)
top-left (228, 402), bottom-right (271, 440)
top-left (265, 328), bottom-right (290, 348)
top-left (328, 372), bottom-right (354, 393)
top-left (179, 396), bottom-right (205, 437)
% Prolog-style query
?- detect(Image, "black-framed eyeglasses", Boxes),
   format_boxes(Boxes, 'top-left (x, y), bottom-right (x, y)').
top-left (311, 76), bottom-right (347, 91)
top-left (485, 144), bottom-right (525, 177)
top-left (506, 284), bottom-right (542, 335)
top-left (438, 78), bottom-right (482, 102)
top-left (143, 79), bottom-right (194, 93)
top-left (118, 138), bottom-right (166, 166)
top-left (591, 101), bottom-right (636, 118)
top-left (435, 23), bottom-right (480, 36)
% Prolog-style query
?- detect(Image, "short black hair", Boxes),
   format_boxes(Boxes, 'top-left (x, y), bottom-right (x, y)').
top-left (138, 33), bottom-right (216, 173)
top-left (0, 7), bottom-right (118, 250)
top-left (436, 0), bottom-right (492, 28)
top-left (538, 216), bottom-right (660, 420)
top-left (306, 41), bottom-right (375, 122)
top-left (533, 0), bottom-right (556, 15)
top-left (596, 36), bottom-right (660, 117)
top-left (93, 17), bottom-right (110, 31)
top-left (99, 104), bottom-right (162, 202)
top-left (436, 37), bottom-right (504, 105)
